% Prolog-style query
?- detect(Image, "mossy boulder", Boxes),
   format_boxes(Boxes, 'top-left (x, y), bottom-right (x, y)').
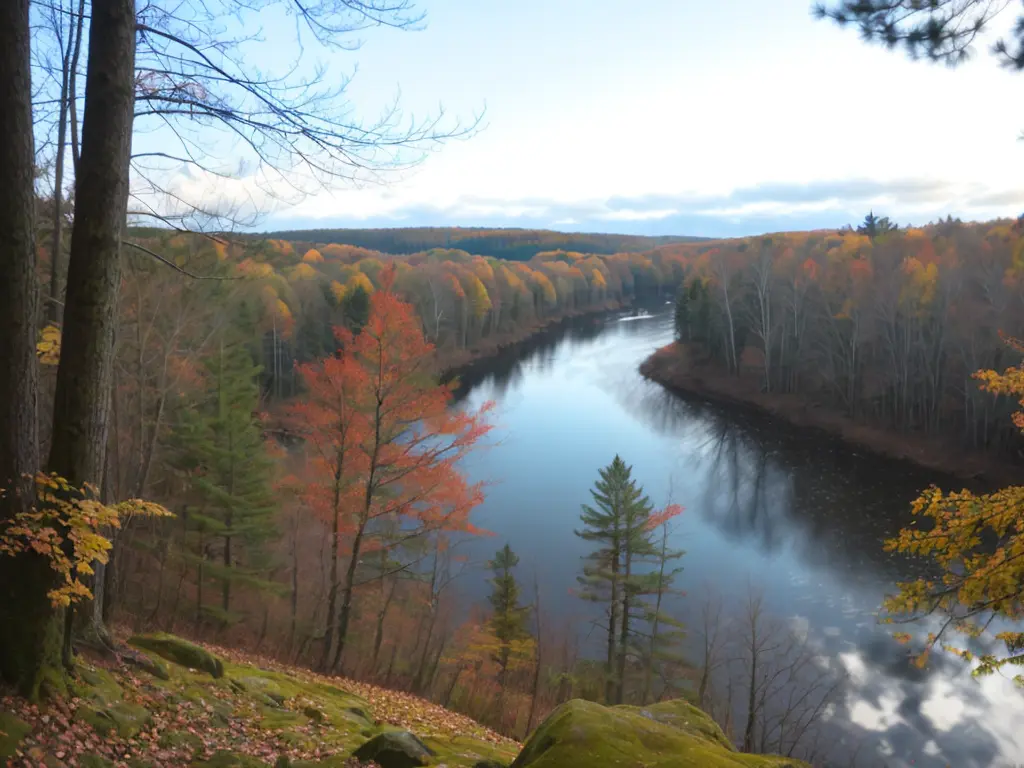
top-left (129, 633), bottom-right (224, 678)
top-left (122, 648), bottom-right (171, 680)
top-left (190, 750), bottom-right (271, 768)
top-left (0, 712), bottom-right (31, 760)
top-left (510, 699), bottom-right (810, 768)
top-left (352, 730), bottom-right (435, 768)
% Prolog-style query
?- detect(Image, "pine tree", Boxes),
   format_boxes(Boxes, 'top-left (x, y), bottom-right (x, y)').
top-left (487, 543), bottom-right (531, 690)
top-left (575, 455), bottom-right (655, 704)
top-left (170, 338), bottom-right (277, 628)
top-left (342, 283), bottom-right (371, 335)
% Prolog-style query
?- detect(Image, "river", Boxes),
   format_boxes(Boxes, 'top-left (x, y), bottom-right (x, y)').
top-left (450, 305), bottom-right (1024, 768)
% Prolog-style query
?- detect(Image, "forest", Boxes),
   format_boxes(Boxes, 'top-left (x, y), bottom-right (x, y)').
top-left (256, 227), bottom-right (704, 262)
top-left (660, 215), bottom-right (1024, 462)
top-left (6, 0), bottom-right (1024, 765)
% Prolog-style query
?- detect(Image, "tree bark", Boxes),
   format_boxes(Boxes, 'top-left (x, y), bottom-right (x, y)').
top-left (49, 0), bottom-right (136, 490)
top-left (0, 0), bottom-right (57, 700)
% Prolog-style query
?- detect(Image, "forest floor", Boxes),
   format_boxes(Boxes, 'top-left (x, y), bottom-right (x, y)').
top-left (0, 632), bottom-right (519, 768)
top-left (640, 342), bottom-right (1019, 488)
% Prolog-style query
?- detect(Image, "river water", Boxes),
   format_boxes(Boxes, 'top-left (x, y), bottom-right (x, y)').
top-left (450, 306), bottom-right (1024, 768)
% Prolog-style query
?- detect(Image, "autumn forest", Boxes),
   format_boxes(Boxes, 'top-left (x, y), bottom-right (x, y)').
top-left (6, 0), bottom-right (1024, 766)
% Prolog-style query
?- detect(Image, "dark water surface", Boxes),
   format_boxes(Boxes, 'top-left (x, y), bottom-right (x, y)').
top-left (450, 307), bottom-right (1024, 768)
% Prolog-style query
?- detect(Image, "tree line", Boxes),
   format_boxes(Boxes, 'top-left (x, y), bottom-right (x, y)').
top-left (259, 226), bottom-right (704, 262)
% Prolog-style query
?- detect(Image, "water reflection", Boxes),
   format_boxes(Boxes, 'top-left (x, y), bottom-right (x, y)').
top-left (453, 308), bottom-right (1024, 767)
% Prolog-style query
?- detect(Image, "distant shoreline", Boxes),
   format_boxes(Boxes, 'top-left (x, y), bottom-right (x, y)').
top-left (434, 300), bottom-right (626, 379)
top-left (639, 342), bottom-right (1017, 488)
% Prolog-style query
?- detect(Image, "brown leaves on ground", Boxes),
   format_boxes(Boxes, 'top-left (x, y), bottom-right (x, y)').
top-left (206, 643), bottom-right (520, 748)
top-left (2, 638), bottom-right (516, 768)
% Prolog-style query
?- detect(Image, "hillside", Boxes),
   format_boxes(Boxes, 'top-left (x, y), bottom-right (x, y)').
top-left (255, 227), bottom-right (706, 261)
top-left (0, 632), bottom-right (806, 768)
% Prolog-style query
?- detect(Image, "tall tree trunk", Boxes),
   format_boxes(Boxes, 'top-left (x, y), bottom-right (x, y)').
top-left (617, 550), bottom-right (632, 705)
top-left (525, 576), bottom-right (543, 736)
top-left (604, 535), bottom-right (620, 704)
top-left (49, 0), bottom-right (135, 487)
top-left (332, 521), bottom-right (366, 673)
top-left (320, 466), bottom-right (343, 671)
top-left (0, 0), bottom-right (53, 699)
top-left (46, 0), bottom-right (135, 670)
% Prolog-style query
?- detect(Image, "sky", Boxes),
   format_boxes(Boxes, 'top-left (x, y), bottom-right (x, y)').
top-left (148, 0), bottom-right (1024, 238)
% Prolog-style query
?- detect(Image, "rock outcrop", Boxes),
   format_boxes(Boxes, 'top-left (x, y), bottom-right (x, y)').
top-left (511, 698), bottom-right (810, 768)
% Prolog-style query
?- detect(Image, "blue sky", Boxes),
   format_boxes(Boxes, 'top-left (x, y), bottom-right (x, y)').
top-left (151, 0), bottom-right (1024, 237)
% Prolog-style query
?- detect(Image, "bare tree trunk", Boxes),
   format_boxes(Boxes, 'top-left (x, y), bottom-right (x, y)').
top-left (0, 0), bottom-right (56, 700)
top-left (525, 575), bottom-right (543, 736)
top-left (320, 469), bottom-right (343, 671)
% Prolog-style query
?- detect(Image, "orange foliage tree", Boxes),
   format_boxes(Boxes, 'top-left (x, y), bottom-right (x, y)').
top-left (289, 266), bottom-right (494, 672)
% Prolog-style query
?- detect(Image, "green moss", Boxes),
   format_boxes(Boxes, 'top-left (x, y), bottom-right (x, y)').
top-left (79, 755), bottom-right (114, 768)
top-left (72, 666), bottom-right (124, 706)
top-left (158, 730), bottom-right (204, 751)
top-left (190, 750), bottom-right (271, 768)
top-left (256, 705), bottom-right (305, 730)
top-left (0, 712), bottom-right (31, 760)
top-left (75, 701), bottom-right (152, 738)
top-left (616, 699), bottom-right (734, 751)
top-left (129, 633), bottom-right (225, 678)
top-left (510, 699), bottom-right (810, 768)
top-left (422, 734), bottom-right (519, 768)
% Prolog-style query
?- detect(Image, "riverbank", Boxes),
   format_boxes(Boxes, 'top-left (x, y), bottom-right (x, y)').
top-left (434, 299), bottom-right (625, 378)
top-left (640, 343), bottom-right (1017, 487)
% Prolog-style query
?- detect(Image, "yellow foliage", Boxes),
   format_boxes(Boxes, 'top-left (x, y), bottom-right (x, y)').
top-left (883, 335), bottom-right (1024, 680)
top-left (466, 274), bottom-right (492, 318)
top-left (289, 263), bottom-right (319, 281)
top-left (37, 324), bottom-right (61, 366)
top-left (331, 280), bottom-right (346, 304)
top-left (345, 272), bottom-right (375, 299)
top-left (0, 474), bottom-right (173, 607)
top-left (302, 248), bottom-right (324, 263)
top-left (590, 269), bottom-right (607, 290)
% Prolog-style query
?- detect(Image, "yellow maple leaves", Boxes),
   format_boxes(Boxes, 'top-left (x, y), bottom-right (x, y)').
top-left (0, 474), bottom-right (173, 608)
top-left (37, 324), bottom-right (62, 365)
top-left (883, 335), bottom-right (1024, 680)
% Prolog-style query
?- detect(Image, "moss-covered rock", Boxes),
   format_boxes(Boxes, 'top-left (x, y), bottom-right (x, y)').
top-left (352, 730), bottom-right (435, 768)
top-left (510, 699), bottom-right (810, 768)
top-left (473, 761), bottom-right (509, 768)
top-left (122, 648), bottom-right (171, 680)
top-left (73, 666), bottom-right (125, 706)
top-left (76, 700), bottom-right (152, 739)
top-left (0, 712), bottom-right (31, 760)
top-left (190, 750), bottom-right (271, 768)
top-left (129, 633), bottom-right (225, 678)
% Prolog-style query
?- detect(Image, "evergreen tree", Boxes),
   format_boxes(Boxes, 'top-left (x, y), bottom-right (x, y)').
top-left (170, 338), bottom-right (277, 628)
top-left (856, 210), bottom-right (899, 240)
top-left (575, 455), bottom-right (655, 704)
top-left (342, 284), bottom-right (371, 335)
top-left (487, 543), bottom-right (531, 690)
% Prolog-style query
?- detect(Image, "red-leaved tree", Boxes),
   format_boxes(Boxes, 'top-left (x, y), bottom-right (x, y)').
top-left (289, 265), bottom-right (494, 672)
